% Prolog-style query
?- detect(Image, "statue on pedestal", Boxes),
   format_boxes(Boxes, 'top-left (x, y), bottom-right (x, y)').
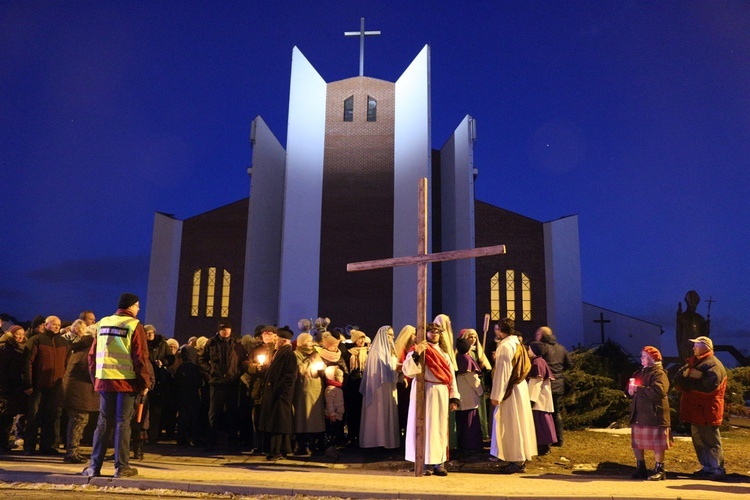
top-left (676, 290), bottom-right (710, 361)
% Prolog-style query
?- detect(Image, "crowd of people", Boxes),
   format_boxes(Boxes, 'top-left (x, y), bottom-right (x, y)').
top-left (0, 297), bottom-right (728, 480)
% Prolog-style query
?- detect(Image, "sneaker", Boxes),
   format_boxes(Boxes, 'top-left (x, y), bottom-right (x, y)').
top-left (63, 454), bottom-right (87, 464)
top-left (81, 467), bottom-right (100, 477)
top-left (114, 466), bottom-right (138, 478)
top-left (433, 465), bottom-right (448, 476)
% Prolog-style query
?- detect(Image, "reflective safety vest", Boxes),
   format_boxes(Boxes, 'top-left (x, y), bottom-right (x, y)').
top-left (95, 314), bottom-right (139, 380)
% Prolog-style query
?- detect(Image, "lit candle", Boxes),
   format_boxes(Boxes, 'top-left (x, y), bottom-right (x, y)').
top-left (257, 354), bottom-right (267, 365)
top-left (312, 360), bottom-right (325, 372)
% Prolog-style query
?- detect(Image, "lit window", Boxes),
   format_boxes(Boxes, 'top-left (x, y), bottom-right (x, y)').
top-left (521, 272), bottom-right (531, 321)
top-left (490, 272), bottom-right (501, 320)
top-left (191, 270), bottom-right (201, 317)
top-left (206, 267), bottom-right (216, 317)
top-left (505, 270), bottom-right (515, 320)
top-left (344, 96), bottom-right (353, 122)
top-left (367, 95), bottom-right (377, 122)
top-left (221, 270), bottom-right (231, 317)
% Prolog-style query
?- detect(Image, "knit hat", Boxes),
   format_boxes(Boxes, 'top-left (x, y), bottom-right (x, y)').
top-left (277, 325), bottom-right (293, 340)
top-left (324, 365), bottom-right (344, 384)
top-left (8, 325), bottom-right (24, 335)
top-left (322, 331), bottom-right (341, 350)
top-left (642, 345), bottom-right (662, 362)
top-left (218, 320), bottom-right (232, 330)
top-left (350, 330), bottom-right (366, 344)
top-left (297, 333), bottom-right (313, 346)
top-left (117, 293), bottom-right (140, 310)
top-left (689, 336), bottom-right (714, 351)
top-left (166, 338), bottom-right (179, 350)
top-left (30, 315), bottom-right (46, 331)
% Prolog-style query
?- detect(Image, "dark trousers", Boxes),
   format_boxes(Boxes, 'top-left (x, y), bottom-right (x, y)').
top-left (691, 424), bottom-right (725, 473)
top-left (24, 386), bottom-right (61, 452)
top-left (551, 393), bottom-right (564, 445)
top-left (207, 383), bottom-right (239, 445)
top-left (89, 391), bottom-right (136, 472)
top-left (65, 409), bottom-right (91, 457)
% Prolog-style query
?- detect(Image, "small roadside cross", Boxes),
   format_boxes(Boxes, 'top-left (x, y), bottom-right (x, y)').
top-left (594, 312), bottom-right (611, 344)
top-left (344, 17), bottom-right (381, 76)
top-left (347, 177), bottom-right (506, 476)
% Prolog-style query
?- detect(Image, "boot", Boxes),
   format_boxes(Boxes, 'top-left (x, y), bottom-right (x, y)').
top-left (631, 460), bottom-right (648, 479)
top-left (133, 441), bottom-right (144, 460)
top-left (648, 462), bottom-right (666, 481)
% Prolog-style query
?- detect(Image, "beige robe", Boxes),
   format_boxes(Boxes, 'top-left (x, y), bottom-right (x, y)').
top-left (490, 335), bottom-right (537, 462)
top-left (402, 345), bottom-right (460, 465)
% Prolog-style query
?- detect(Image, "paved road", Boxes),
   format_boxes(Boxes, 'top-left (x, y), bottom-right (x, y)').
top-left (1, 445), bottom-right (748, 500)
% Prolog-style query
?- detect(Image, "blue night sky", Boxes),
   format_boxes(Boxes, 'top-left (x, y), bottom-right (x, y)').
top-left (1, 2), bottom-right (748, 354)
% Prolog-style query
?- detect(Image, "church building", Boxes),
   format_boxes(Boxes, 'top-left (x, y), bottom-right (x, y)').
top-left (145, 43), bottom-right (660, 355)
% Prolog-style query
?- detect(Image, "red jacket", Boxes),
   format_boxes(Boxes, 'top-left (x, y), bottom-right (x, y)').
top-left (674, 351), bottom-right (726, 426)
top-left (23, 330), bottom-right (68, 390)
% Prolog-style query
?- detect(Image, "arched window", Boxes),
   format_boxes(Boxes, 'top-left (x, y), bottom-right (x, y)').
top-left (221, 270), bottom-right (231, 317)
top-left (367, 95), bottom-right (377, 122)
top-left (521, 272), bottom-right (532, 321)
top-left (191, 270), bottom-right (201, 317)
top-left (505, 270), bottom-right (516, 320)
top-left (343, 96), bottom-right (354, 122)
top-left (206, 267), bottom-right (216, 317)
top-left (490, 269), bottom-right (532, 322)
top-left (190, 267), bottom-right (232, 318)
top-left (490, 271), bottom-right (501, 320)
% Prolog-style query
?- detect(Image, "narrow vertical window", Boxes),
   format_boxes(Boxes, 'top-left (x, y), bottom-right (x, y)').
top-left (205, 267), bottom-right (216, 317)
top-left (521, 272), bottom-right (532, 321)
top-left (343, 96), bottom-right (354, 122)
top-left (505, 270), bottom-right (516, 320)
top-left (367, 95), bottom-right (377, 122)
top-left (221, 270), bottom-right (231, 317)
top-left (191, 269), bottom-right (201, 317)
top-left (490, 272), bottom-right (501, 320)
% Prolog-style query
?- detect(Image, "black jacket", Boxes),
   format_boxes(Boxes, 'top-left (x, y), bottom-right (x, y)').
top-left (534, 334), bottom-right (572, 395)
top-left (198, 333), bottom-right (247, 385)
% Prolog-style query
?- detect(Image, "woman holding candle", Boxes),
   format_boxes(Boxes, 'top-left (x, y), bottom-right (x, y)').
top-left (627, 346), bottom-right (672, 481)
top-left (293, 333), bottom-right (326, 455)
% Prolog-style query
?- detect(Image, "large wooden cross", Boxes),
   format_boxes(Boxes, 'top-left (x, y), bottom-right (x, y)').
top-left (347, 177), bottom-right (506, 477)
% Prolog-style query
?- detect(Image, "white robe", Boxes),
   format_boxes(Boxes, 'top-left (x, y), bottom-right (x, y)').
top-left (402, 345), bottom-right (460, 465)
top-left (490, 335), bottom-right (537, 462)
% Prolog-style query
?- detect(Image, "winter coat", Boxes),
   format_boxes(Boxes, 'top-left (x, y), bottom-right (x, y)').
top-left (63, 335), bottom-right (100, 413)
top-left (198, 333), bottom-right (247, 385)
top-left (628, 363), bottom-right (670, 427)
top-left (175, 346), bottom-right (203, 409)
top-left (674, 351), bottom-right (727, 426)
top-left (258, 344), bottom-right (298, 434)
top-left (23, 329), bottom-right (68, 390)
top-left (533, 334), bottom-right (572, 395)
top-left (293, 348), bottom-right (326, 433)
top-left (0, 336), bottom-right (28, 415)
top-left (246, 342), bottom-right (276, 403)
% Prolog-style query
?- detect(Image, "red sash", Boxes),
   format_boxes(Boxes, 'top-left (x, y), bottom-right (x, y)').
top-left (424, 344), bottom-right (453, 385)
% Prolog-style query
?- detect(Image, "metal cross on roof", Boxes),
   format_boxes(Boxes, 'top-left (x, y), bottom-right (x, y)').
top-left (344, 17), bottom-right (381, 76)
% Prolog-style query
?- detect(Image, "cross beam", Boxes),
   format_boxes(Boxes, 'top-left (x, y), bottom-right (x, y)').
top-left (344, 17), bottom-right (381, 76)
top-left (347, 177), bottom-right (506, 476)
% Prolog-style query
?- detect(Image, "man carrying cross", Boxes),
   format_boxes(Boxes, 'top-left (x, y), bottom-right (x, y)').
top-left (402, 322), bottom-right (460, 476)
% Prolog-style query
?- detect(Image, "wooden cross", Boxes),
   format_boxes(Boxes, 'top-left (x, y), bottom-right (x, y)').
top-left (347, 177), bottom-right (506, 477)
top-left (344, 17), bottom-right (381, 76)
top-left (593, 312), bottom-right (611, 344)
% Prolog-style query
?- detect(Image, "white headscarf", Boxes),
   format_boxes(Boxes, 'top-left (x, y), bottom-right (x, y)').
top-left (359, 325), bottom-right (397, 407)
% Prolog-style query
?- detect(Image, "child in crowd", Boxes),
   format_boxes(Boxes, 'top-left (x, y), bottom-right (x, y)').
top-left (324, 366), bottom-right (345, 457)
